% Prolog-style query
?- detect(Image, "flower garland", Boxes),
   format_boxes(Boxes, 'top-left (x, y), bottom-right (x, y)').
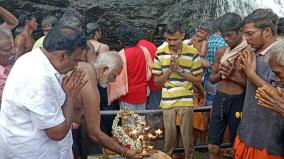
top-left (112, 109), bottom-right (145, 151)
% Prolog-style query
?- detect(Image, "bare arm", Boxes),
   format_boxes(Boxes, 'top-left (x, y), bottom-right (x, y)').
top-left (228, 58), bottom-right (247, 88)
top-left (0, 6), bottom-right (18, 29)
top-left (45, 96), bottom-right (75, 141)
top-left (154, 69), bottom-right (173, 85)
top-left (209, 47), bottom-right (226, 84)
top-left (240, 51), bottom-right (269, 88)
top-left (181, 71), bottom-right (203, 83)
top-left (194, 83), bottom-right (205, 98)
top-left (199, 40), bottom-right (208, 57)
top-left (100, 44), bottom-right (110, 53)
top-left (45, 69), bottom-right (87, 141)
top-left (15, 35), bottom-right (26, 59)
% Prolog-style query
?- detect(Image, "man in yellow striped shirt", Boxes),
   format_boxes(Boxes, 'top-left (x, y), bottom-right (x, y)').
top-left (153, 21), bottom-right (203, 159)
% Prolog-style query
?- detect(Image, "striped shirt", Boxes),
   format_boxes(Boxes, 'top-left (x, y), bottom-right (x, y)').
top-left (153, 43), bottom-right (203, 109)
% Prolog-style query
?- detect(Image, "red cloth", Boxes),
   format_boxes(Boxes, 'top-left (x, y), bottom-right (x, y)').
top-left (120, 46), bottom-right (148, 103)
top-left (137, 40), bottom-right (162, 91)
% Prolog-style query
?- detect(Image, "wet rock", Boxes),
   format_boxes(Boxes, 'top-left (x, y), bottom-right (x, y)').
top-left (0, 0), bottom-right (260, 49)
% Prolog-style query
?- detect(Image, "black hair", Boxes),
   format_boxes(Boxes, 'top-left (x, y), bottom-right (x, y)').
top-left (42, 16), bottom-right (58, 28)
top-left (219, 13), bottom-right (242, 34)
top-left (18, 13), bottom-right (36, 27)
top-left (243, 9), bottom-right (278, 35)
top-left (58, 10), bottom-right (84, 32)
top-left (86, 22), bottom-right (101, 37)
top-left (43, 25), bottom-right (87, 55)
top-left (115, 24), bottom-right (142, 47)
top-left (196, 20), bottom-right (213, 34)
top-left (165, 21), bottom-right (184, 34)
top-left (212, 16), bottom-right (223, 33)
top-left (277, 17), bottom-right (284, 36)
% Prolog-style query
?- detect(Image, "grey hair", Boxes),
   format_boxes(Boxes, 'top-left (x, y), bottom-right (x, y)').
top-left (93, 51), bottom-right (123, 71)
top-left (267, 39), bottom-right (284, 66)
top-left (58, 10), bottom-right (84, 32)
top-left (42, 16), bottom-right (58, 28)
top-left (0, 27), bottom-right (13, 41)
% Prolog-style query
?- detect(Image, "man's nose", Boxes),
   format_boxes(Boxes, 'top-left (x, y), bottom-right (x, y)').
top-left (10, 47), bottom-right (16, 55)
top-left (169, 40), bottom-right (175, 45)
top-left (275, 76), bottom-right (281, 83)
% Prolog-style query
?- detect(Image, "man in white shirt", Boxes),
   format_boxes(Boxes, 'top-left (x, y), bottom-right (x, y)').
top-left (0, 25), bottom-right (87, 159)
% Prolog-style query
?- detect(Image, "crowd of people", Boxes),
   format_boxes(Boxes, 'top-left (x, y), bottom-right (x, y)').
top-left (0, 5), bottom-right (283, 159)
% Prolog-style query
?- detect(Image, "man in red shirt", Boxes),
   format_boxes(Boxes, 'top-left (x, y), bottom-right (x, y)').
top-left (115, 25), bottom-right (150, 110)
top-left (137, 39), bottom-right (162, 109)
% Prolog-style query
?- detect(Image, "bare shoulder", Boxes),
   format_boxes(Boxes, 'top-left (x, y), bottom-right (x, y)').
top-left (76, 63), bottom-right (98, 96)
top-left (77, 62), bottom-right (96, 80)
top-left (101, 43), bottom-right (110, 52)
top-left (202, 39), bottom-right (208, 45)
top-left (215, 47), bottom-right (226, 59)
top-left (15, 33), bottom-right (25, 42)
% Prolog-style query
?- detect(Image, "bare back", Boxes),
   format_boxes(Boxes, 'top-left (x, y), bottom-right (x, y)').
top-left (72, 62), bottom-right (99, 123)
top-left (87, 40), bottom-right (109, 62)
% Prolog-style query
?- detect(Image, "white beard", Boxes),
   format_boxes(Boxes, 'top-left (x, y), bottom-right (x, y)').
top-left (98, 78), bottom-right (108, 88)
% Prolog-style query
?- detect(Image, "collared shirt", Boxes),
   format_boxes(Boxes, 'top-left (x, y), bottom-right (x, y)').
top-left (0, 48), bottom-right (72, 159)
top-left (238, 42), bottom-right (284, 156)
top-left (205, 34), bottom-right (227, 77)
top-left (0, 65), bottom-right (11, 104)
top-left (153, 43), bottom-right (203, 109)
top-left (33, 36), bottom-right (45, 49)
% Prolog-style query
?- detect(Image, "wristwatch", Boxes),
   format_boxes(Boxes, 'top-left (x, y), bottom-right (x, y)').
top-left (179, 68), bottom-right (185, 74)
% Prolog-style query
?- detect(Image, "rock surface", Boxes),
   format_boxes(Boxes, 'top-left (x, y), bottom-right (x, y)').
top-left (0, 0), bottom-right (276, 49)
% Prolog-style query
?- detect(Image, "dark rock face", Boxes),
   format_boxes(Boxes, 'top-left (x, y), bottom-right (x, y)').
top-left (1, 0), bottom-right (254, 49)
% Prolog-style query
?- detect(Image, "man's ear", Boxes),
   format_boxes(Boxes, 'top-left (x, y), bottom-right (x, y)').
top-left (181, 32), bottom-right (185, 40)
top-left (102, 65), bottom-right (109, 73)
top-left (264, 27), bottom-right (272, 38)
top-left (58, 50), bottom-right (68, 62)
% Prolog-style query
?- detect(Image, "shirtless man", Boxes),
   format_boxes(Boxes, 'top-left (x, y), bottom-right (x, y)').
top-left (0, 6), bottom-right (18, 29)
top-left (15, 13), bottom-right (38, 59)
top-left (188, 22), bottom-right (211, 67)
top-left (73, 51), bottom-right (140, 159)
top-left (207, 13), bottom-right (249, 159)
top-left (189, 22), bottom-right (209, 57)
top-left (86, 22), bottom-right (109, 62)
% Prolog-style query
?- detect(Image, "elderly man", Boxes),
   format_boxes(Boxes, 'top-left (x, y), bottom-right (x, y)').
top-left (0, 25), bottom-right (87, 159)
top-left (0, 28), bottom-right (15, 105)
top-left (73, 52), bottom-right (140, 159)
top-left (255, 39), bottom-right (284, 117)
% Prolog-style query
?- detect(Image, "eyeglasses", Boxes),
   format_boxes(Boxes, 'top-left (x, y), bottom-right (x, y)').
top-left (243, 29), bottom-right (261, 38)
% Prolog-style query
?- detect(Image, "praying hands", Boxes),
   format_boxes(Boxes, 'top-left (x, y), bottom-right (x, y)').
top-left (256, 85), bottom-right (284, 117)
